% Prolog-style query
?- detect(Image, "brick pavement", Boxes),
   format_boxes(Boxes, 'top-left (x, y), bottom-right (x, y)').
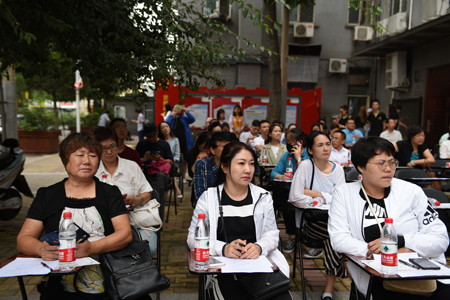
top-left (0, 138), bottom-right (351, 299)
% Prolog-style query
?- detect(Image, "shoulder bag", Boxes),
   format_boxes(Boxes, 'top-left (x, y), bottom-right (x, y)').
top-left (360, 182), bottom-right (436, 297)
top-left (216, 187), bottom-right (292, 300)
top-left (303, 159), bottom-right (329, 223)
top-left (128, 199), bottom-right (162, 232)
top-left (100, 226), bottom-right (170, 300)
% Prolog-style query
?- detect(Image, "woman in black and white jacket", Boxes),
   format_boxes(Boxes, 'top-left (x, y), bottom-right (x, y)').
top-left (187, 142), bottom-right (290, 300)
top-left (329, 137), bottom-right (450, 300)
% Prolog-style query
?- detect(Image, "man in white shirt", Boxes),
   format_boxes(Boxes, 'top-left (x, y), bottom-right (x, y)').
top-left (254, 120), bottom-right (270, 150)
top-left (239, 120), bottom-right (260, 149)
top-left (132, 108), bottom-right (146, 141)
top-left (380, 117), bottom-right (402, 143)
top-left (98, 111), bottom-right (111, 127)
top-left (330, 130), bottom-right (349, 166)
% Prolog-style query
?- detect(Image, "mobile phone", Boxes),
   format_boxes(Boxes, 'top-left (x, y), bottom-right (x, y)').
top-left (74, 224), bottom-right (90, 243)
top-left (209, 257), bottom-right (225, 267)
top-left (296, 141), bottom-right (303, 147)
top-left (42, 231), bottom-right (60, 245)
top-left (409, 258), bottom-right (440, 270)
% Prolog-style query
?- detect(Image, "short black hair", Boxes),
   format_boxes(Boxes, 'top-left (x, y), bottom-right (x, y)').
top-left (351, 137), bottom-right (395, 174)
top-left (221, 122), bottom-right (230, 129)
top-left (251, 120), bottom-right (261, 127)
top-left (110, 118), bottom-right (127, 127)
top-left (310, 123), bottom-right (321, 132)
top-left (407, 125), bottom-right (424, 140)
top-left (340, 105), bottom-right (348, 111)
top-left (286, 128), bottom-right (307, 145)
top-left (260, 120), bottom-right (270, 126)
top-left (209, 131), bottom-right (238, 149)
top-left (208, 121), bottom-right (222, 131)
top-left (346, 118), bottom-right (355, 124)
top-left (371, 99), bottom-right (380, 106)
top-left (306, 131), bottom-right (331, 158)
top-left (135, 108), bottom-right (142, 113)
top-left (387, 117), bottom-right (397, 123)
top-left (332, 129), bottom-right (346, 141)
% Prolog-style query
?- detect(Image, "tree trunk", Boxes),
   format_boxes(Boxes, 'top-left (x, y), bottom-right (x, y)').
top-left (52, 92), bottom-right (58, 130)
top-left (265, 1), bottom-right (282, 122)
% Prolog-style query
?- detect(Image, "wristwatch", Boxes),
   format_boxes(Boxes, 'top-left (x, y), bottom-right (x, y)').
top-left (297, 158), bottom-right (302, 163)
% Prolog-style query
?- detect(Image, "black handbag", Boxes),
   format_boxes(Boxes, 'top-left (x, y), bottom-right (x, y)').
top-left (303, 159), bottom-right (329, 223)
top-left (100, 227), bottom-right (170, 300)
top-left (216, 187), bottom-right (292, 299)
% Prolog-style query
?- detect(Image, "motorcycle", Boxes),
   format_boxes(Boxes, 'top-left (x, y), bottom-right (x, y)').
top-left (0, 138), bottom-right (33, 221)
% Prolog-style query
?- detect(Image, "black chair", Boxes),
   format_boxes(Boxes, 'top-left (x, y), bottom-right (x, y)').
top-left (430, 160), bottom-right (450, 191)
top-left (292, 211), bottom-right (325, 300)
top-left (166, 154), bottom-right (184, 222)
top-left (345, 169), bottom-right (361, 182)
top-left (394, 168), bottom-right (431, 187)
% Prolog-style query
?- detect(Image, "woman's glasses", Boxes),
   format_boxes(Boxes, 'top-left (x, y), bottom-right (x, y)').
top-left (102, 144), bottom-right (118, 152)
top-left (367, 159), bottom-right (399, 171)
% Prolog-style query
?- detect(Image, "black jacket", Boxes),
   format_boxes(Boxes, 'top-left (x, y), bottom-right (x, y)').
top-left (395, 140), bottom-right (428, 167)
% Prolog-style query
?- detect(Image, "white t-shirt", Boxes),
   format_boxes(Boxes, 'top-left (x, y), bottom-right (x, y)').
top-left (271, 145), bottom-right (279, 158)
top-left (96, 156), bottom-right (152, 198)
top-left (439, 140), bottom-right (450, 159)
top-left (329, 147), bottom-right (349, 166)
top-left (137, 113), bottom-right (145, 131)
top-left (379, 129), bottom-right (402, 143)
top-left (254, 136), bottom-right (266, 148)
top-left (98, 113), bottom-right (110, 127)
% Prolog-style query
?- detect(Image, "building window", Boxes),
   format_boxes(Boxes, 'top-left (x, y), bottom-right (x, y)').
top-left (289, 0), bottom-right (315, 23)
top-left (204, 0), bottom-right (230, 18)
top-left (347, 1), bottom-right (374, 25)
top-left (392, 0), bottom-right (407, 15)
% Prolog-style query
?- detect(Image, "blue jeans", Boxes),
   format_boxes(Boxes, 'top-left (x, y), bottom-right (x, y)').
top-left (137, 228), bottom-right (158, 257)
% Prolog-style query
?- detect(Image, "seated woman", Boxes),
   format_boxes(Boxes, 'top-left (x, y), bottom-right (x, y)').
top-left (93, 127), bottom-right (157, 257)
top-left (394, 125), bottom-right (435, 167)
top-left (289, 131), bottom-right (346, 300)
top-left (16, 132), bottom-right (139, 299)
top-left (439, 129), bottom-right (450, 159)
top-left (329, 137), bottom-right (450, 300)
top-left (158, 121), bottom-right (183, 199)
top-left (264, 124), bottom-right (287, 165)
top-left (187, 142), bottom-right (290, 300)
top-left (270, 128), bottom-right (308, 254)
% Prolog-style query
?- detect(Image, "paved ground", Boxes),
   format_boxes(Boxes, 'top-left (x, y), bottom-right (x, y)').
top-left (0, 136), bottom-right (351, 299)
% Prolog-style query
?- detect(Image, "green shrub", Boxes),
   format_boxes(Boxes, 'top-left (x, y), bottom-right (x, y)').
top-left (18, 107), bottom-right (55, 131)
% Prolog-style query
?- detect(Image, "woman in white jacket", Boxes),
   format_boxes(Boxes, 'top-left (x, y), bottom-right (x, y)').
top-left (288, 131), bottom-right (346, 300)
top-left (328, 137), bottom-right (450, 299)
top-left (187, 142), bottom-right (290, 300)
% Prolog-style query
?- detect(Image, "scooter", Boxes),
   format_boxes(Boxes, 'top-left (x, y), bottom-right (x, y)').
top-left (0, 138), bottom-right (33, 221)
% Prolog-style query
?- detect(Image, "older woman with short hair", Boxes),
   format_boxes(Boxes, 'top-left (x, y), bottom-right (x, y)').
top-left (17, 132), bottom-right (135, 299)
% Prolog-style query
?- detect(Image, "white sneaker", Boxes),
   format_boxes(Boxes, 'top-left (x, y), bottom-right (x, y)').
top-left (304, 248), bottom-right (323, 258)
top-left (283, 239), bottom-right (296, 253)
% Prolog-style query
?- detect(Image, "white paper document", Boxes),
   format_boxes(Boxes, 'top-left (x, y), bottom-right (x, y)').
top-left (0, 257), bottom-right (100, 278)
top-left (218, 256), bottom-right (274, 273)
top-left (362, 253), bottom-right (450, 277)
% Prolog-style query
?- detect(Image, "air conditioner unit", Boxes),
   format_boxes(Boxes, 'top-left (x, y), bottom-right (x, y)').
top-left (329, 59), bottom-right (347, 73)
top-left (354, 26), bottom-right (374, 41)
top-left (376, 18), bottom-right (389, 37)
top-left (389, 12), bottom-right (407, 34)
top-left (385, 51), bottom-right (408, 89)
top-left (293, 22), bottom-right (314, 38)
top-left (423, 0), bottom-right (450, 21)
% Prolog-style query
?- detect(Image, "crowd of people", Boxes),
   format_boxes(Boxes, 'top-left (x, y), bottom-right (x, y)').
top-left (15, 100), bottom-right (450, 300)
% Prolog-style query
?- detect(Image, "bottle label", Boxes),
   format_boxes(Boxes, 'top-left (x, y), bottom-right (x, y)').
top-left (194, 238), bottom-right (209, 262)
top-left (286, 168), bottom-right (293, 177)
top-left (262, 157), bottom-right (267, 164)
top-left (59, 238), bottom-right (76, 263)
top-left (381, 243), bottom-right (398, 267)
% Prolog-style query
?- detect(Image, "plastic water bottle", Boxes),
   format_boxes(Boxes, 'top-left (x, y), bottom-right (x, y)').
top-left (428, 198), bottom-right (441, 207)
top-left (194, 213), bottom-right (210, 270)
top-left (261, 147), bottom-right (268, 164)
top-left (348, 150), bottom-right (353, 167)
top-left (285, 158), bottom-right (293, 178)
top-left (101, 174), bottom-right (107, 183)
top-left (381, 218), bottom-right (398, 275)
top-left (352, 136), bottom-right (356, 145)
top-left (59, 212), bottom-right (77, 272)
top-left (312, 196), bottom-right (325, 206)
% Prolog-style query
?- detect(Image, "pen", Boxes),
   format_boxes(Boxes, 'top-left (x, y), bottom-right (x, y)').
top-left (399, 259), bottom-right (420, 269)
top-left (367, 250), bottom-right (375, 259)
top-left (41, 262), bottom-right (53, 271)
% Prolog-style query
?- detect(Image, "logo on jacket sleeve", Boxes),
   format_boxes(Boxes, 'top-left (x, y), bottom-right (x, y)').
top-left (423, 205), bottom-right (439, 226)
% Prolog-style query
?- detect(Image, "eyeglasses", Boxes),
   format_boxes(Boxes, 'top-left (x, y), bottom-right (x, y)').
top-left (102, 144), bottom-right (118, 152)
top-left (367, 159), bottom-right (399, 171)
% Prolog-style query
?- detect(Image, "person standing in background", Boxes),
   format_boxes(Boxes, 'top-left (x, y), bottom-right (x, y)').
top-left (228, 105), bottom-right (246, 137)
top-left (337, 105), bottom-right (350, 129)
top-left (216, 108), bottom-right (226, 124)
top-left (367, 100), bottom-right (386, 137)
top-left (166, 105), bottom-right (196, 163)
top-left (98, 110), bottom-right (111, 127)
top-left (132, 108), bottom-right (146, 141)
top-left (353, 106), bottom-right (367, 137)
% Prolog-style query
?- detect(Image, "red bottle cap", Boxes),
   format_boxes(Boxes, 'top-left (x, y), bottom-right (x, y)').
top-left (102, 175), bottom-right (107, 178)
top-left (313, 200), bottom-right (318, 206)
top-left (385, 218), bottom-right (393, 223)
top-left (198, 213), bottom-right (206, 219)
top-left (63, 212), bottom-right (72, 218)
top-left (288, 157), bottom-right (292, 160)
top-left (263, 147), bottom-right (266, 149)
top-left (435, 201), bottom-right (441, 206)
top-left (197, 156), bottom-right (200, 159)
